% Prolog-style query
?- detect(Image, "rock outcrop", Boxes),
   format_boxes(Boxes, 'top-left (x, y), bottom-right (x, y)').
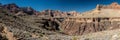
top-left (1, 3), bottom-right (37, 15)
top-left (60, 2), bottom-right (120, 35)
top-left (60, 19), bottom-right (120, 35)
top-left (37, 9), bottom-right (80, 17)
top-left (0, 23), bottom-right (16, 40)
top-left (97, 2), bottom-right (120, 10)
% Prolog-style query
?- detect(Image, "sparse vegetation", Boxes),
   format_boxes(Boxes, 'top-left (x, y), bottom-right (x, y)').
top-left (0, 2), bottom-right (120, 40)
top-left (72, 36), bottom-right (77, 40)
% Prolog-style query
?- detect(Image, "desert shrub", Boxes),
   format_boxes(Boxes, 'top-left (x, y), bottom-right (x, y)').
top-left (0, 34), bottom-right (8, 40)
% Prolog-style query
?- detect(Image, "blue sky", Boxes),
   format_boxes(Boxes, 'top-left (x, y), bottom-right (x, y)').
top-left (0, 0), bottom-right (120, 12)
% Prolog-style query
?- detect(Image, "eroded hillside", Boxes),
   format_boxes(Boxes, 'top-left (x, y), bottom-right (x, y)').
top-left (0, 2), bottom-right (120, 40)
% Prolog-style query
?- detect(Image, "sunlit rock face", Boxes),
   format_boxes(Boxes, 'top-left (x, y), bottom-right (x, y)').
top-left (97, 2), bottom-right (120, 10)
top-left (60, 18), bottom-right (120, 35)
top-left (60, 2), bottom-right (120, 35)
top-left (37, 9), bottom-right (80, 17)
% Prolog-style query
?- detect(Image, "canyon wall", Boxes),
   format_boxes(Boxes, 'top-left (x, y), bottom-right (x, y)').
top-left (60, 18), bottom-right (120, 35)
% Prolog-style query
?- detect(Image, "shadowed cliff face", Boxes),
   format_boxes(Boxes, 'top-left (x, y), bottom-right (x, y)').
top-left (41, 18), bottom-right (60, 31)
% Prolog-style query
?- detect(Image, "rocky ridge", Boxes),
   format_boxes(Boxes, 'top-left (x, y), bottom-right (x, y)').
top-left (0, 2), bottom-right (120, 40)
